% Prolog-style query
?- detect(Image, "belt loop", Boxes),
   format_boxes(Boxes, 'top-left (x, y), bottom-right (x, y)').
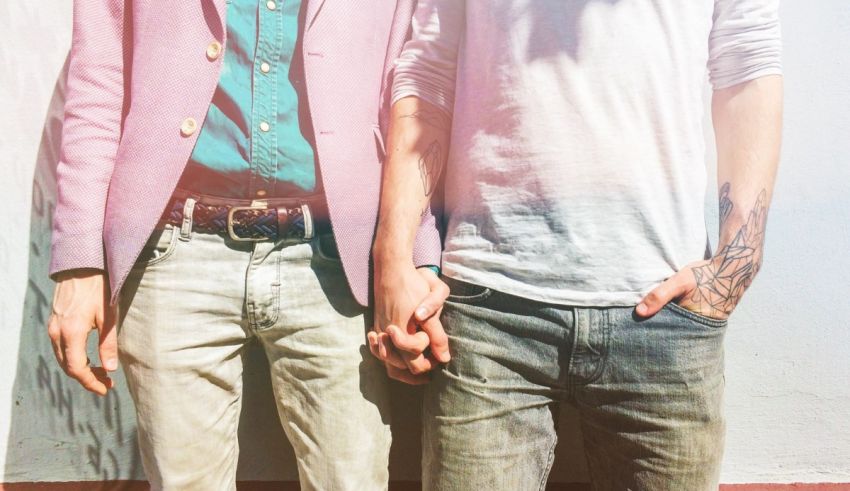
top-left (180, 197), bottom-right (196, 242)
top-left (301, 204), bottom-right (314, 240)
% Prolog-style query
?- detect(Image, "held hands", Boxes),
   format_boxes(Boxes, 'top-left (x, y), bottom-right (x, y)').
top-left (47, 270), bottom-right (118, 396)
top-left (370, 266), bottom-right (451, 385)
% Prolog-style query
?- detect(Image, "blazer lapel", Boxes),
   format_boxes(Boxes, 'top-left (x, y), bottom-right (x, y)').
top-left (305, 0), bottom-right (328, 30)
top-left (204, 0), bottom-right (227, 39)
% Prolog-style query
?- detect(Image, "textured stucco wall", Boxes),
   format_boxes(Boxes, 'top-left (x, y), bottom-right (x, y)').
top-left (2, 0), bottom-right (848, 484)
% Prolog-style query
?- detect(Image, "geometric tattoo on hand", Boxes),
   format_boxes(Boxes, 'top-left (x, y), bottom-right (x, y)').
top-left (688, 183), bottom-right (768, 318)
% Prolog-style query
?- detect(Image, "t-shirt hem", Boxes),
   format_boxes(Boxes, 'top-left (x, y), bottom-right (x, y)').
top-left (442, 265), bottom-right (651, 308)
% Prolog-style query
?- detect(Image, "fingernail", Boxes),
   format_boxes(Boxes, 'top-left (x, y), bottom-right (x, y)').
top-left (105, 359), bottom-right (118, 371)
top-left (415, 307), bottom-right (428, 320)
top-left (636, 303), bottom-right (647, 315)
top-left (440, 350), bottom-right (451, 362)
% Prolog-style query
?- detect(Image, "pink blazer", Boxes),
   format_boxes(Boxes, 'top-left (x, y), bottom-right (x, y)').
top-left (50, 0), bottom-right (442, 306)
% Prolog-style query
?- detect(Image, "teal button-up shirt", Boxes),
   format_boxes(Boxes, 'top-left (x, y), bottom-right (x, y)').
top-left (179, 0), bottom-right (317, 198)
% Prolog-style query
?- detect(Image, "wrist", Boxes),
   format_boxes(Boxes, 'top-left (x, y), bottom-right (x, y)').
top-left (375, 260), bottom-right (416, 280)
top-left (417, 265), bottom-right (441, 276)
top-left (54, 268), bottom-right (105, 283)
top-left (373, 240), bottom-right (414, 269)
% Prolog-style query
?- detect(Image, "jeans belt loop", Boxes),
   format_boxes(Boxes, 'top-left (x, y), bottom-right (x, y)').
top-left (180, 197), bottom-right (196, 242)
top-left (301, 204), bottom-right (314, 241)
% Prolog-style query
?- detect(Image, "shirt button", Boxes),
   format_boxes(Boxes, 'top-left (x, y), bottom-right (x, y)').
top-left (180, 117), bottom-right (198, 137)
top-left (256, 190), bottom-right (268, 197)
top-left (206, 41), bottom-right (222, 61)
top-left (259, 121), bottom-right (271, 132)
top-left (266, 1), bottom-right (276, 10)
top-left (260, 62), bottom-right (271, 73)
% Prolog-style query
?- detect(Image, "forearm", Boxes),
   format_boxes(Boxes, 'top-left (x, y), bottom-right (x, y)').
top-left (373, 96), bottom-right (451, 269)
top-left (713, 75), bottom-right (782, 247)
top-left (694, 75), bottom-right (783, 314)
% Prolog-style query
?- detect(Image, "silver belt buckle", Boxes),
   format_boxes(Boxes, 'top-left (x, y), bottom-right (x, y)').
top-left (226, 201), bottom-right (269, 242)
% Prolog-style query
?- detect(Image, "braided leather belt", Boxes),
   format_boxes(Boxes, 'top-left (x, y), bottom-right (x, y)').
top-left (162, 196), bottom-right (316, 242)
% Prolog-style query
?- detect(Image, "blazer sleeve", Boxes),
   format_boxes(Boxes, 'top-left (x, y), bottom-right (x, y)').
top-left (50, 0), bottom-right (129, 279)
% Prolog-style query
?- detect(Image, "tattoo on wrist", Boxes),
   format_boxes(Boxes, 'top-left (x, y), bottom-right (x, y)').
top-left (688, 183), bottom-right (768, 317)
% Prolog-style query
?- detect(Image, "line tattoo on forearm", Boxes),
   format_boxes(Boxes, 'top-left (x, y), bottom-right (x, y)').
top-left (688, 183), bottom-right (768, 317)
top-left (399, 108), bottom-right (449, 198)
top-left (399, 109), bottom-right (448, 131)
top-left (419, 141), bottom-right (442, 197)
top-left (718, 182), bottom-right (734, 225)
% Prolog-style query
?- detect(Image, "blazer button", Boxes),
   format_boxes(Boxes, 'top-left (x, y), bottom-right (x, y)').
top-left (180, 117), bottom-right (198, 137)
top-left (206, 41), bottom-right (222, 61)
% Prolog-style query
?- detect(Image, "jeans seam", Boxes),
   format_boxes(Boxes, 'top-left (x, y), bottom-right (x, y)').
top-left (664, 302), bottom-right (728, 328)
top-left (445, 288), bottom-right (493, 305)
top-left (581, 309), bottom-right (611, 386)
top-left (568, 309), bottom-right (611, 389)
top-left (566, 308), bottom-right (579, 398)
top-left (537, 433), bottom-right (558, 491)
top-left (253, 249), bottom-right (282, 331)
top-left (225, 379), bottom-right (243, 489)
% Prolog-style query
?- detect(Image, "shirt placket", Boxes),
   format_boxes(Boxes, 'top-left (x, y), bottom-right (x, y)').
top-left (249, 0), bottom-right (285, 199)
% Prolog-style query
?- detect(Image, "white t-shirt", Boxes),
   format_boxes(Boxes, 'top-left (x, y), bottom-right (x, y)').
top-left (393, 0), bottom-right (782, 306)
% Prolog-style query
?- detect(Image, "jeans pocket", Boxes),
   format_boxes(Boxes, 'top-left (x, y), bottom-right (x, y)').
top-left (663, 301), bottom-right (728, 329)
top-left (133, 224), bottom-right (179, 269)
top-left (311, 233), bottom-right (342, 263)
top-left (445, 277), bottom-right (493, 305)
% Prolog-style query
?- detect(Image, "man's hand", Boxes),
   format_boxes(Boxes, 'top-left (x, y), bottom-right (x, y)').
top-left (635, 259), bottom-right (734, 321)
top-left (369, 96), bottom-right (453, 384)
top-left (638, 179), bottom-right (771, 321)
top-left (369, 265), bottom-right (450, 385)
top-left (47, 269), bottom-right (118, 396)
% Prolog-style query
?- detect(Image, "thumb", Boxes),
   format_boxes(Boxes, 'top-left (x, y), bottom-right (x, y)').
top-left (98, 303), bottom-right (119, 372)
top-left (636, 271), bottom-right (691, 317)
top-left (415, 274), bottom-right (450, 322)
top-left (419, 314), bottom-right (451, 363)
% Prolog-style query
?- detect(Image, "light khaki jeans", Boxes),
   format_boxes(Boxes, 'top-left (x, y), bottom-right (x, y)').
top-left (118, 219), bottom-right (391, 491)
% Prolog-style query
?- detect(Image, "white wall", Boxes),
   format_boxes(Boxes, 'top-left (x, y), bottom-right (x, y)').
top-left (2, 0), bottom-right (849, 484)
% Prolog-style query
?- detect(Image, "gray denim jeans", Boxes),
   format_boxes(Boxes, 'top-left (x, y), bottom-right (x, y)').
top-left (423, 278), bottom-right (727, 491)
top-left (118, 217), bottom-right (391, 491)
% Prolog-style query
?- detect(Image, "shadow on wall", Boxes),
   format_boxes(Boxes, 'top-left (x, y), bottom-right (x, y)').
top-left (3, 56), bottom-right (144, 483)
top-left (3, 56), bottom-right (590, 485)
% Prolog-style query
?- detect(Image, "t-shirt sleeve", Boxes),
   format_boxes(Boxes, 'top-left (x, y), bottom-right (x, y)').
top-left (708, 0), bottom-right (782, 90)
top-left (391, 0), bottom-right (465, 116)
